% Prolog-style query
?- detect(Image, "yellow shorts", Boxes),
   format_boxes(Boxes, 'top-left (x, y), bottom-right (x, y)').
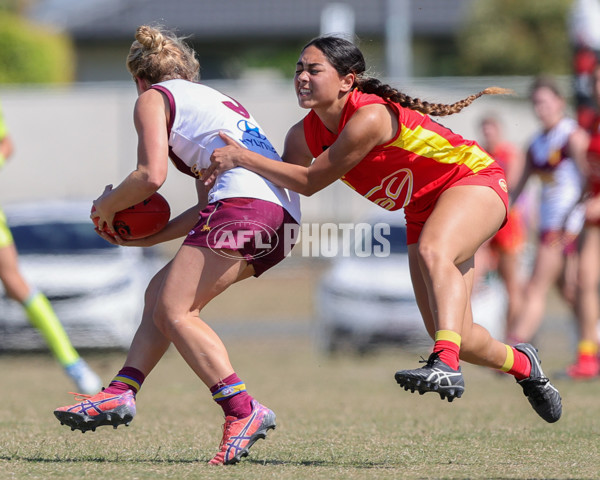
top-left (0, 207), bottom-right (14, 249)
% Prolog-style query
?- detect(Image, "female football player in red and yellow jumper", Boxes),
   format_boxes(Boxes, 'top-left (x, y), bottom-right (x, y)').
top-left (206, 35), bottom-right (562, 422)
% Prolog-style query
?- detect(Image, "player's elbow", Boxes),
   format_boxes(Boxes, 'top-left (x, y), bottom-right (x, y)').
top-left (142, 169), bottom-right (167, 191)
top-left (146, 176), bottom-right (165, 191)
top-left (298, 177), bottom-right (328, 197)
top-left (302, 186), bottom-right (318, 197)
top-left (137, 162), bottom-right (167, 190)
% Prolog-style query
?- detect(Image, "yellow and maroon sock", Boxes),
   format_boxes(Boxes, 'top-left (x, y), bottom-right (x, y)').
top-left (104, 366), bottom-right (145, 395)
top-left (210, 373), bottom-right (253, 419)
top-left (432, 330), bottom-right (461, 370)
top-left (500, 345), bottom-right (531, 380)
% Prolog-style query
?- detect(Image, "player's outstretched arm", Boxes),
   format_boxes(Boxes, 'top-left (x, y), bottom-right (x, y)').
top-left (206, 104), bottom-right (387, 196)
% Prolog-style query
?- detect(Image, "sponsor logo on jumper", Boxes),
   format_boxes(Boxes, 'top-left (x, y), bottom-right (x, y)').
top-left (237, 120), bottom-right (277, 154)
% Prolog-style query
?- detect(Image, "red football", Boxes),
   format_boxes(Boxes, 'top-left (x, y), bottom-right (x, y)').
top-left (92, 192), bottom-right (170, 240)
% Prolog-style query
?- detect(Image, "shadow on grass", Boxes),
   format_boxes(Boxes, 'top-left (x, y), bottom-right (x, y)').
top-left (3, 454), bottom-right (408, 469)
top-left (1, 454), bottom-right (200, 464)
top-left (245, 458), bottom-right (406, 468)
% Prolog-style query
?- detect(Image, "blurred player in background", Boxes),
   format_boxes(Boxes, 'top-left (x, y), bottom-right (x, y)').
top-left (568, 64), bottom-right (600, 379)
top-left (206, 35), bottom-right (563, 423)
top-left (567, 0), bottom-right (600, 379)
top-left (0, 100), bottom-right (101, 395)
top-left (475, 115), bottom-right (527, 339)
top-left (570, 0), bottom-right (600, 130)
top-left (508, 76), bottom-right (588, 345)
top-left (53, 25), bottom-right (300, 466)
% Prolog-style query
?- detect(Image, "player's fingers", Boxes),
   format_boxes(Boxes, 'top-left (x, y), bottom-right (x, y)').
top-left (204, 175), bottom-right (216, 190)
top-left (99, 215), bottom-right (116, 235)
top-left (204, 171), bottom-right (218, 187)
top-left (109, 232), bottom-right (126, 245)
top-left (95, 228), bottom-right (118, 244)
top-left (203, 162), bottom-right (217, 186)
top-left (219, 131), bottom-right (238, 145)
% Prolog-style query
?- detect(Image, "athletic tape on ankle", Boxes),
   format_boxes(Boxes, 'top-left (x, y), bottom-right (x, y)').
top-left (435, 330), bottom-right (462, 347)
top-left (500, 344), bottom-right (514, 372)
top-left (212, 382), bottom-right (246, 402)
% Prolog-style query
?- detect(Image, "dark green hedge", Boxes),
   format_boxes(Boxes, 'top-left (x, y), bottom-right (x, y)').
top-left (0, 12), bottom-right (75, 84)
top-left (456, 0), bottom-right (572, 75)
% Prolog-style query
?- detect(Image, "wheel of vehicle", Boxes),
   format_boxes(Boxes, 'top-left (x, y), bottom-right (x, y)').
top-left (314, 322), bottom-right (342, 355)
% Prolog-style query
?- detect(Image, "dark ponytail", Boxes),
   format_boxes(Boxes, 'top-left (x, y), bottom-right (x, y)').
top-left (304, 36), bottom-right (512, 116)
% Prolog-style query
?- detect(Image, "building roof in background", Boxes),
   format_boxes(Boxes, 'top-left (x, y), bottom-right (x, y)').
top-left (29, 0), bottom-right (473, 40)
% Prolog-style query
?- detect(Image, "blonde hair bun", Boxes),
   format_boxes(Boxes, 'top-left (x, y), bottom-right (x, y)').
top-left (126, 25), bottom-right (200, 84)
top-left (135, 26), bottom-right (166, 54)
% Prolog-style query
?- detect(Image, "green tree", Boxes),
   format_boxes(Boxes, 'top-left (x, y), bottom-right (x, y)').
top-left (0, 12), bottom-right (75, 84)
top-left (456, 0), bottom-right (573, 75)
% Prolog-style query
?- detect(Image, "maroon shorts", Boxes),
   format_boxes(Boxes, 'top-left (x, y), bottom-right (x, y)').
top-left (539, 230), bottom-right (579, 255)
top-left (183, 197), bottom-right (299, 277)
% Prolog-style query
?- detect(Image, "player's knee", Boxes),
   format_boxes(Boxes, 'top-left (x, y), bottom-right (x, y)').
top-left (417, 239), bottom-right (447, 272)
top-left (576, 266), bottom-right (598, 292)
top-left (143, 283), bottom-right (159, 312)
top-left (152, 302), bottom-right (200, 338)
top-left (151, 304), bottom-right (173, 336)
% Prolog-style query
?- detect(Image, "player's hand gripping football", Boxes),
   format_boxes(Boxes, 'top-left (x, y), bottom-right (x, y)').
top-left (94, 228), bottom-right (159, 248)
top-left (91, 184), bottom-right (117, 236)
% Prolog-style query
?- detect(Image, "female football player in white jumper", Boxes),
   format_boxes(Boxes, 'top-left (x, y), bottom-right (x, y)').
top-left (508, 76), bottom-right (588, 345)
top-left (54, 25), bottom-right (300, 466)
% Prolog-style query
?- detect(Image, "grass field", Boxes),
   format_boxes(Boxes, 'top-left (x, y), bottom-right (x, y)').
top-left (1, 261), bottom-right (599, 479)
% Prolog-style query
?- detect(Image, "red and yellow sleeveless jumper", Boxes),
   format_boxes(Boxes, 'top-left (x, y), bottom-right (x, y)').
top-left (303, 90), bottom-right (508, 244)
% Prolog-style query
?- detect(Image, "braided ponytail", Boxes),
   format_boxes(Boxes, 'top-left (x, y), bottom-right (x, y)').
top-left (304, 36), bottom-right (512, 117)
top-left (357, 78), bottom-right (513, 116)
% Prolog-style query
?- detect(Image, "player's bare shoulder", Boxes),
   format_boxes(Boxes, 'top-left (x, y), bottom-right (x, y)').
top-left (282, 120), bottom-right (313, 167)
top-left (351, 103), bottom-right (396, 143)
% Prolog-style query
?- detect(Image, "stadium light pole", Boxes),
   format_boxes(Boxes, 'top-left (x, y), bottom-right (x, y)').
top-left (319, 3), bottom-right (356, 220)
top-left (386, 0), bottom-right (412, 81)
top-left (320, 3), bottom-right (355, 39)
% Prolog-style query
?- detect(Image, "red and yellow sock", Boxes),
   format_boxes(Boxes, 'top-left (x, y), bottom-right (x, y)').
top-left (577, 340), bottom-right (598, 364)
top-left (433, 330), bottom-right (461, 370)
top-left (500, 345), bottom-right (531, 380)
top-left (577, 340), bottom-right (598, 361)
